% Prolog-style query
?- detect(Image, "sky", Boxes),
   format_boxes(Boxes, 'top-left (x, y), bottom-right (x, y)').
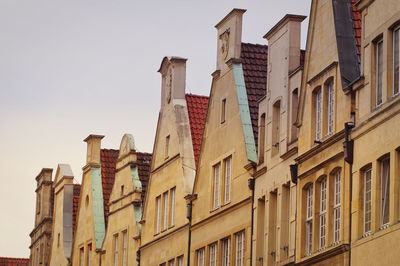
top-left (0, 0), bottom-right (311, 258)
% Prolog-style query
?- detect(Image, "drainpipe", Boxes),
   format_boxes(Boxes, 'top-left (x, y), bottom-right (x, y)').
top-left (344, 119), bottom-right (355, 266)
top-left (248, 178), bottom-right (255, 266)
top-left (187, 200), bottom-right (193, 266)
top-left (136, 250), bottom-right (140, 266)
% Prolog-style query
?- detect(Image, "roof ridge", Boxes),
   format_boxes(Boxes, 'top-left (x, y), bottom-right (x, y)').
top-left (185, 93), bottom-right (209, 98)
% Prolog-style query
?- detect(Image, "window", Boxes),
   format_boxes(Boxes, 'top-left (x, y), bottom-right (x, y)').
top-left (363, 167), bottom-right (372, 234)
top-left (221, 238), bottom-right (231, 266)
top-left (291, 89), bottom-right (299, 142)
top-left (224, 157), bottom-right (232, 203)
top-left (80, 247), bottom-right (84, 266)
top-left (305, 185), bottom-right (313, 255)
top-left (213, 163), bottom-right (221, 209)
top-left (197, 248), bottom-right (205, 266)
top-left (87, 243), bottom-right (92, 266)
top-left (114, 235), bottom-right (119, 266)
top-left (57, 233), bottom-right (60, 248)
top-left (259, 113), bottom-right (266, 163)
top-left (156, 195), bottom-right (161, 234)
top-left (272, 100), bottom-right (281, 155)
top-left (177, 256), bottom-right (184, 266)
top-left (333, 171), bottom-right (341, 243)
top-left (235, 231), bottom-right (245, 266)
top-left (163, 191), bottom-right (169, 230)
top-left (209, 243), bottom-right (217, 266)
top-left (165, 135), bottom-right (170, 158)
top-left (122, 231), bottom-right (127, 266)
top-left (394, 27), bottom-right (400, 96)
top-left (314, 88), bottom-right (322, 140)
top-left (376, 39), bottom-right (384, 106)
top-left (319, 178), bottom-right (327, 249)
top-left (168, 259), bottom-right (175, 266)
top-left (120, 185), bottom-right (124, 196)
top-left (170, 187), bottom-right (176, 226)
top-left (381, 157), bottom-right (390, 227)
top-left (221, 98), bottom-right (226, 123)
top-left (326, 80), bottom-right (334, 135)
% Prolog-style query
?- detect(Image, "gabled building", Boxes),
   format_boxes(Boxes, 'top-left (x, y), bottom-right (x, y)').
top-left (101, 134), bottom-right (151, 265)
top-left (139, 56), bottom-right (208, 266)
top-left (253, 14), bottom-right (305, 266)
top-left (29, 168), bottom-right (54, 266)
top-left (294, 0), bottom-right (360, 264)
top-left (190, 9), bottom-right (267, 266)
top-left (349, 0), bottom-right (400, 265)
top-left (49, 164), bottom-right (81, 265)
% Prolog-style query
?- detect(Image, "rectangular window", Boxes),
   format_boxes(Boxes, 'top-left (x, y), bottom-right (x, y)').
top-left (376, 39), bottom-right (383, 106)
top-left (221, 98), bottom-right (226, 123)
top-left (80, 247), bottom-right (84, 266)
top-left (327, 81), bottom-right (334, 135)
top-left (235, 231), bottom-right (245, 266)
top-left (381, 158), bottom-right (390, 226)
top-left (170, 187), bottom-right (176, 226)
top-left (213, 163), bottom-right (221, 209)
top-left (315, 89), bottom-right (322, 140)
top-left (165, 135), bottom-right (170, 158)
top-left (177, 256), bottom-right (184, 266)
top-left (168, 259), bottom-right (175, 266)
top-left (156, 195), bottom-right (161, 234)
top-left (305, 185), bottom-right (313, 255)
top-left (163, 191), bottom-right (169, 230)
top-left (333, 171), bottom-right (341, 243)
top-left (114, 235), bottom-right (119, 266)
top-left (319, 179), bottom-right (327, 249)
top-left (363, 168), bottom-right (372, 234)
top-left (87, 243), bottom-right (92, 266)
top-left (197, 248), bottom-right (205, 266)
top-left (393, 27), bottom-right (400, 96)
top-left (122, 231), bottom-right (127, 266)
top-left (224, 156), bottom-right (232, 203)
top-left (222, 238), bottom-right (231, 266)
top-left (209, 243), bottom-right (217, 266)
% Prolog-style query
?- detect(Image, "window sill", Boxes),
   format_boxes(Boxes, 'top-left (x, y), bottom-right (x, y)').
top-left (222, 201), bottom-right (231, 207)
top-left (210, 207), bottom-right (220, 213)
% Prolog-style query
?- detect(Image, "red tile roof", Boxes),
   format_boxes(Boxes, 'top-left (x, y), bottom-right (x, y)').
top-left (72, 184), bottom-right (81, 235)
top-left (351, 0), bottom-right (362, 57)
top-left (240, 43), bottom-right (268, 148)
top-left (100, 149), bottom-right (119, 226)
top-left (0, 257), bottom-right (29, 266)
top-left (186, 94), bottom-right (209, 165)
top-left (136, 152), bottom-right (152, 204)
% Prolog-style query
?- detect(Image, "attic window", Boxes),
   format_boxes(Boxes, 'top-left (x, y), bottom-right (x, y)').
top-left (221, 98), bottom-right (226, 124)
top-left (121, 185), bottom-right (124, 196)
top-left (165, 135), bottom-right (170, 159)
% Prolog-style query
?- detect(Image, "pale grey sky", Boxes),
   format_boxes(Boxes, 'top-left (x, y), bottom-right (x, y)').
top-left (0, 0), bottom-right (311, 257)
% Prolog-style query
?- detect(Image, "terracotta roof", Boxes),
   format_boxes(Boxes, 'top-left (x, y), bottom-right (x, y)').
top-left (72, 184), bottom-right (81, 235)
top-left (136, 152), bottom-right (152, 204)
top-left (240, 43), bottom-right (268, 149)
top-left (185, 94), bottom-right (209, 165)
top-left (0, 257), bottom-right (29, 266)
top-left (100, 149), bottom-right (119, 226)
top-left (351, 0), bottom-right (362, 57)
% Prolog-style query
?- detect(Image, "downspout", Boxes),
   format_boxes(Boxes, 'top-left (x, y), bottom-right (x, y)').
top-left (248, 178), bottom-right (255, 266)
top-left (290, 164), bottom-right (298, 265)
top-left (187, 200), bottom-right (193, 266)
top-left (344, 120), bottom-right (355, 266)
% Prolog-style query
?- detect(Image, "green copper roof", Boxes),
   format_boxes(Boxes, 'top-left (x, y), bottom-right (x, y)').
top-left (90, 167), bottom-right (106, 249)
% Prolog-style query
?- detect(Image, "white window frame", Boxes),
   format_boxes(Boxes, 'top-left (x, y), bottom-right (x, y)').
top-left (177, 256), bottom-right (184, 266)
top-left (122, 231), bottom-right (127, 266)
top-left (381, 158), bottom-right (390, 227)
top-left (209, 243), bottom-right (217, 266)
top-left (305, 185), bottom-right (313, 256)
top-left (393, 26), bottom-right (400, 96)
top-left (222, 238), bottom-right (231, 266)
top-left (163, 191), bottom-right (169, 230)
top-left (235, 231), bottom-right (245, 266)
top-left (197, 248), bottom-right (205, 266)
top-left (376, 39), bottom-right (384, 106)
top-left (315, 89), bottom-right (322, 140)
top-left (363, 168), bottom-right (372, 235)
top-left (87, 243), bottom-right (92, 266)
top-left (170, 187), bottom-right (176, 226)
top-left (213, 163), bottom-right (221, 209)
top-left (224, 157), bottom-right (232, 204)
top-left (327, 81), bottom-right (334, 135)
top-left (114, 234), bottom-right (119, 266)
top-left (333, 170), bottom-right (341, 243)
top-left (156, 196), bottom-right (161, 234)
top-left (319, 178), bottom-right (327, 249)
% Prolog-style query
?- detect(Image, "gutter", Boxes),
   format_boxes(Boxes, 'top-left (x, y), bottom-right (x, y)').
top-left (187, 200), bottom-right (193, 266)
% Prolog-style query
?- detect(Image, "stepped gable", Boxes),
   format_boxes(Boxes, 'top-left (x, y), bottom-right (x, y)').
top-left (0, 257), bottom-right (29, 266)
top-left (240, 43), bottom-right (268, 149)
top-left (100, 149), bottom-right (119, 226)
top-left (72, 184), bottom-right (81, 235)
top-left (351, 0), bottom-right (362, 57)
top-left (186, 94), bottom-right (209, 165)
top-left (136, 152), bottom-right (152, 204)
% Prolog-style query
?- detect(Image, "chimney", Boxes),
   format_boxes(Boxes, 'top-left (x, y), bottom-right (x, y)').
top-left (215, 9), bottom-right (246, 74)
top-left (83, 134), bottom-right (104, 165)
top-left (158, 57), bottom-right (187, 108)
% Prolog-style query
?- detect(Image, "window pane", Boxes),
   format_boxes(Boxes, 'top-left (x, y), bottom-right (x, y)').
top-left (222, 238), bottom-right (231, 266)
top-left (213, 164), bottom-right (220, 209)
top-left (114, 235), bottom-right (119, 266)
top-left (197, 248), bottom-right (205, 266)
top-left (224, 157), bottom-right (232, 203)
top-left (156, 196), bottom-right (161, 233)
top-left (364, 168), bottom-right (372, 234)
top-left (170, 188), bottom-right (176, 226)
top-left (164, 191), bottom-right (169, 230)
top-left (209, 243), bottom-right (217, 266)
top-left (327, 82), bottom-right (334, 135)
top-left (333, 171), bottom-right (341, 243)
top-left (315, 89), bottom-right (322, 140)
top-left (381, 158), bottom-right (390, 226)
top-left (122, 231), bottom-right (127, 266)
top-left (377, 40), bottom-right (383, 105)
top-left (394, 28), bottom-right (400, 95)
top-left (235, 232), bottom-right (244, 266)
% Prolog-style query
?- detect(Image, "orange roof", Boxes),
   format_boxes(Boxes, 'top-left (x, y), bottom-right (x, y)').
top-left (241, 43), bottom-right (268, 149)
top-left (136, 152), bottom-right (152, 204)
top-left (186, 94), bottom-right (209, 165)
top-left (351, 0), bottom-right (362, 57)
top-left (0, 257), bottom-right (29, 266)
top-left (100, 149), bottom-right (119, 226)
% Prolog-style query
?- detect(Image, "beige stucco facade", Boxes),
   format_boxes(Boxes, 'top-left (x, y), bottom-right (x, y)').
top-left (253, 14), bottom-right (305, 266)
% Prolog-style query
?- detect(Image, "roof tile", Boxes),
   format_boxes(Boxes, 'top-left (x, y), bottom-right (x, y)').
top-left (0, 257), bottom-right (29, 266)
top-left (72, 184), bottom-right (81, 235)
top-left (100, 149), bottom-right (119, 226)
top-left (351, 0), bottom-right (362, 57)
top-left (136, 152), bottom-right (152, 204)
